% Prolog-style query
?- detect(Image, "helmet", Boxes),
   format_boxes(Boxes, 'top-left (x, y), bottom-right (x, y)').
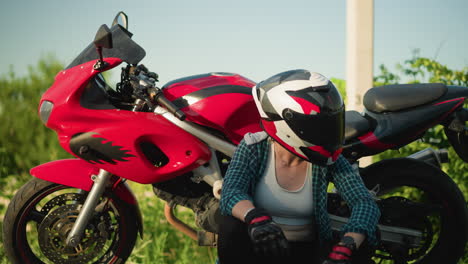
top-left (252, 69), bottom-right (345, 165)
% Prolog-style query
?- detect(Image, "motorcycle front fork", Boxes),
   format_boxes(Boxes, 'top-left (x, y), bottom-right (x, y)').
top-left (65, 169), bottom-right (112, 247)
top-left (65, 166), bottom-right (223, 247)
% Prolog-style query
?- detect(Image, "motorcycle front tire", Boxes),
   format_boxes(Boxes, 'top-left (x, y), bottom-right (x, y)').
top-left (3, 178), bottom-right (138, 264)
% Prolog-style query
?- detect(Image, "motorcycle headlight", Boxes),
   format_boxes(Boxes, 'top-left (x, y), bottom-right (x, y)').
top-left (39, 100), bottom-right (54, 124)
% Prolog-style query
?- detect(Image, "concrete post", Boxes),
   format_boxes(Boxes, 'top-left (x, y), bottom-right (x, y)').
top-left (346, 0), bottom-right (374, 112)
top-left (346, 0), bottom-right (374, 166)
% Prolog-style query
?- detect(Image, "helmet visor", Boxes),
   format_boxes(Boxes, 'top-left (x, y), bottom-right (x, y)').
top-left (283, 107), bottom-right (345, 153)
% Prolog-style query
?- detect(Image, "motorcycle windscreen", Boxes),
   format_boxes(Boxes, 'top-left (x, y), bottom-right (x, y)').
top-left (283, 107), bottom-right (345, 153)
top-left (66, 25), bottom-right (146, 69)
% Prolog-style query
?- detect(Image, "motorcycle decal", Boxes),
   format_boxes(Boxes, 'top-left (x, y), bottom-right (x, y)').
top-left (69, 132), bottom-right (136, 164)
top-left (162, 73), bottom-right (214, 88)
top-left (432, 97), bottom-right (464, 106)
top-left (358, 132), bottom-right (397, 150)
top-left (170, 85), bottom-right (252, 109)
top-left (410, 98), bottom-right (465, 136)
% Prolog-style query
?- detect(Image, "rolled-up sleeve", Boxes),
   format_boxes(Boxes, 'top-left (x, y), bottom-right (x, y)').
top-left (329, 156), bottom-right (381, 245)
top-left (219, 140), bottom-right (257, 216)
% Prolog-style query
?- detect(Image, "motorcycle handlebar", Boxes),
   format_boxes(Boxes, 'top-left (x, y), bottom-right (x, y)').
top-left (128, 67), bottom-right (186, 121)
top-left (154, 93), bottom-right (186, 121)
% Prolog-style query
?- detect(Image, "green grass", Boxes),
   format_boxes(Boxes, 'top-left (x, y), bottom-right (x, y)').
top-left (125, 183), bottom-right (217, 264)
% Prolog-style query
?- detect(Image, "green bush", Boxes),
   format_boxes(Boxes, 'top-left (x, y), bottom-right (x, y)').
top-left (0, 55), bottom-right (69, 181)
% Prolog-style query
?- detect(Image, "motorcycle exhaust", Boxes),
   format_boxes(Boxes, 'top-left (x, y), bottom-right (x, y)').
top-left (407, 147), bottom-right (449, 168)
top-left (164, 203), bottom-right (198, 240)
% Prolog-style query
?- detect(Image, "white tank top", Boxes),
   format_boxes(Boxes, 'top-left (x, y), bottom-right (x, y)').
top-left (254, 142), bottom-right (315, 241)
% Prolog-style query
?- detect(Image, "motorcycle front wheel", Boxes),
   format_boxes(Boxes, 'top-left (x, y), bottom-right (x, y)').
top-left (361, 158), bottom-right (468, 264)
top-left (3, 178), bottom-right (138, 264)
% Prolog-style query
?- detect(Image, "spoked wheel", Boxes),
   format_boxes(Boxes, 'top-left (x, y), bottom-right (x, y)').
top-left (3, 178), bottom-right (138, 264)
top-left (361, 159), bottom-right (468, 264)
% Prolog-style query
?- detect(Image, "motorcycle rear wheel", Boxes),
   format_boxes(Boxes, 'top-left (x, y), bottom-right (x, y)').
top-left (361, 159), bottom-right (468, 264)
top-left (3, 178), bottom-right (138, 264)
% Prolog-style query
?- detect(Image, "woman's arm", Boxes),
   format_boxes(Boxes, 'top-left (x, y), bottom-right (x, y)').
top-left (341, 232), bottom-right (365, 248)
top-left (330, 156), bottom-right (381, 246)
top-left (219, 139), bottom-right (258, 216)
top-left (232, 200), bottom-right (256, 222)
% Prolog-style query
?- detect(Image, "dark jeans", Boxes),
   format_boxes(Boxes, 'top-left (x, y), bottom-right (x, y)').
top-left (217, 215), bottom-right (375, 264)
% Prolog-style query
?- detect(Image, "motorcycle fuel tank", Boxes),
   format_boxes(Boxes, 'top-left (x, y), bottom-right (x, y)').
top-left (163, 72), bottom-right (262, 144)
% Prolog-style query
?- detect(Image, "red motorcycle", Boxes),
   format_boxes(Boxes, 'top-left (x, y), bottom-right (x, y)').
top-left (3, 12), bottom-right (467, 264)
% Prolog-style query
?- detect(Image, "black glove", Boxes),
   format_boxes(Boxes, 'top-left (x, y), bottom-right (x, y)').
top-left (244, 208), bottom-right (290, 257)
top-left (322, 243), bottom-right (354, 264)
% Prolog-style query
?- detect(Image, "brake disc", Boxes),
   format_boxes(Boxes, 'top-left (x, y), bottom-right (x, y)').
top-left (37, 194), bottom-right (112, 264)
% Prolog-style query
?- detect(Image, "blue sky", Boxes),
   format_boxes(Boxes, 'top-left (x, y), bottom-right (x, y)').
top-left (1, 0), bottom-right (467, 85)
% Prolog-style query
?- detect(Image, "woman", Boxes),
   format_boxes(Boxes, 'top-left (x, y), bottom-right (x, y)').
top-left (217, 70), bottom-right (380, 264)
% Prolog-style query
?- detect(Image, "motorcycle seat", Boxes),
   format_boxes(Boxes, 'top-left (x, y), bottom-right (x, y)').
top-left (363, 83), bottom-right (447, 113)
top-left (345, 110), bottom-right (371, 140)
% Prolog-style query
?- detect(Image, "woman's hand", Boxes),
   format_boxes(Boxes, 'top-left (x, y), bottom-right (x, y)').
top-left (244, 208), bottom-right (290, 257)
top-left (322, 244), bottom-right (353, 263)
top-left (322, 236), bottom-right (357, 264)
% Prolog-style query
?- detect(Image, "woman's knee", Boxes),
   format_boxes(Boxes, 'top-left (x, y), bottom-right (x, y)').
top-left (217, 215), bottom-right (255, 262)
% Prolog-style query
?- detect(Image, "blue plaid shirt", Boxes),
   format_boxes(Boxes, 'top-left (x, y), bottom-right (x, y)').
top-left (220, 137), bottom-right (380, 245)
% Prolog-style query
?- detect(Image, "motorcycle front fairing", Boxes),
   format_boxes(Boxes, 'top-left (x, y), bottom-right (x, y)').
top-left (37, 24), bottom-right (212, 185)
top-left (40, 58), bottom-right (212, 184)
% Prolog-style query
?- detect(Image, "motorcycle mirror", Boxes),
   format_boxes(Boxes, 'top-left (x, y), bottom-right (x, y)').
top-left (93, 24), bottom-right (112, 70)
top-left (94, 24), bottom-right (113, 49)
top-left (112, 11), bottom-right (128, 30)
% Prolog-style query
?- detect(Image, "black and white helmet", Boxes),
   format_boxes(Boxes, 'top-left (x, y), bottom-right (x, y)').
top-left (252, 69), bottom-right (345, 165)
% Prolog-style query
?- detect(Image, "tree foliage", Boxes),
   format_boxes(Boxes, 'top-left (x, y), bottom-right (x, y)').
top-left (330, 77), bottom-right (347, 104)
top-left (375, 49), bottom-right (468, 86)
